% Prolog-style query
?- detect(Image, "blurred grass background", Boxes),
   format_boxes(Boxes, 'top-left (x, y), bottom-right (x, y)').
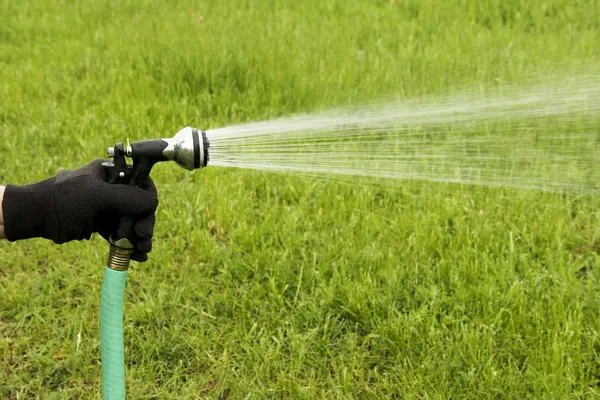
top-left (1, 0), bottom-right (600, 398)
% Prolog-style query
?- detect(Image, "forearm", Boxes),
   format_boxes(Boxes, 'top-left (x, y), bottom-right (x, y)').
top-left (0, 185), bottom-right (5, 239)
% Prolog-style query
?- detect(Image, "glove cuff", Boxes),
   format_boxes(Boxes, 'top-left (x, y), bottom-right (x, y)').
top-left (2, 178), bottom-right (57, 242)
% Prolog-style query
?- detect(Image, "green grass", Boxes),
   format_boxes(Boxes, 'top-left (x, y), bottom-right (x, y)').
top-left (1, 0), bottom-right (600, 398)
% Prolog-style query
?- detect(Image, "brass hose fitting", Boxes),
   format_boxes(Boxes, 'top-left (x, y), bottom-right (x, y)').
top-left (107, 244), bottom-right (133, 271)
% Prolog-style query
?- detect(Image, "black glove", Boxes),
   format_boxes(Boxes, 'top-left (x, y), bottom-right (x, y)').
top-left (2, 160), bottom-right (159, 262)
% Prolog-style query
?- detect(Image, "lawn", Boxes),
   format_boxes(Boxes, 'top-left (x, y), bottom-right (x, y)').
top-left (1, 0), bottom-right (599, 398)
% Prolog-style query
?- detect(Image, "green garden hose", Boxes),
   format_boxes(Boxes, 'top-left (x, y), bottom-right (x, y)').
top-left (100, 262), bottom-right (129, 399)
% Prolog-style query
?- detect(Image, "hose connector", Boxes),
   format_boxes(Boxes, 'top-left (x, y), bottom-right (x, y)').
top-left (107, 240), bottom-right (133, 271)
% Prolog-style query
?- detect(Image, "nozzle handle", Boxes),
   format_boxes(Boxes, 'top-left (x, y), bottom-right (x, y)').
top-left (112, 158), bottom-right (156, 247)
top-left (104, 142), bottom-right (161, 259)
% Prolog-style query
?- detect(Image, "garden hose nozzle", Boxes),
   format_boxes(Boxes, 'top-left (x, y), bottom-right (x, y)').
top-left (107, 126), bottom-right (210, 172)
top-left (104, 127), bottom-right (210, 270)
top-left (101, 127), bottom-right (210, 400)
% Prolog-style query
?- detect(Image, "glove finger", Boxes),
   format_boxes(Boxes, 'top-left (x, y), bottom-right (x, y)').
top-left (134, 213), bottom-right (156, 240)
top-left (131, 252), bottom-right (149, 263)
top-left (100, 182), bottom-right (159, 216)
top-left (135, 237), bottom-right (153, 254)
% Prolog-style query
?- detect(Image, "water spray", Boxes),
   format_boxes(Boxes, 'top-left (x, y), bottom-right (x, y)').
top-left (100, 127), bottom-right (209, 399)
top-left (207, 72), bottom-right (600, 193)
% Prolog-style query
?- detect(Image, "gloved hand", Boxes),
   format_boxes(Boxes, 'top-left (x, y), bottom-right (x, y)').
top-left (2, 160), bottom-right (158, 262)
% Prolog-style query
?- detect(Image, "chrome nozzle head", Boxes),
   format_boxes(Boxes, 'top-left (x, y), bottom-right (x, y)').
top-left (162, 127), bottom-right (210, 170)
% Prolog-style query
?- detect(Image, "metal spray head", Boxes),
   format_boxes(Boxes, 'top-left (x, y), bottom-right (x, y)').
top-left (162, 126), bottom-right (210, 170)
